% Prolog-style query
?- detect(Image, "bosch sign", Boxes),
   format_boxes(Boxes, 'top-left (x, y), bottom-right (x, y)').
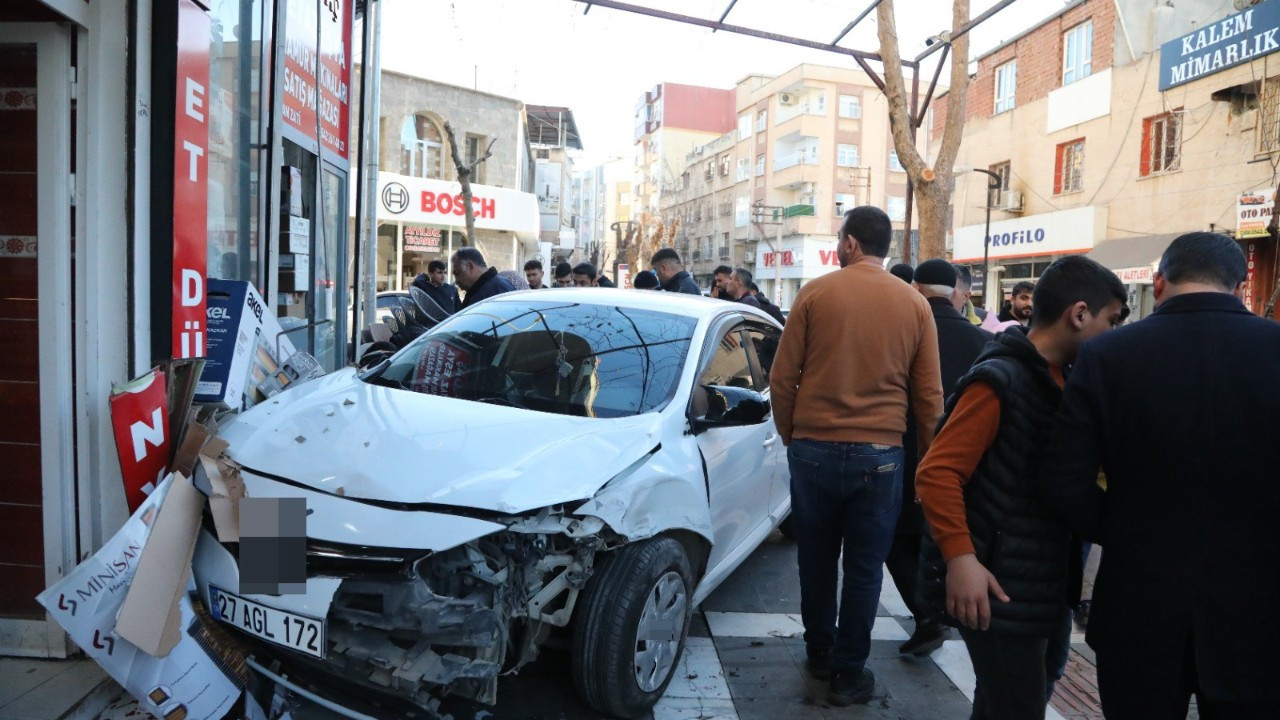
top-left (370, 173), bottom-right (541, 237)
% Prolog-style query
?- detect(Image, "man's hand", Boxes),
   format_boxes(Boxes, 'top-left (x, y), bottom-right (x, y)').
top-left (945, 553), bottom-right (1010, 631)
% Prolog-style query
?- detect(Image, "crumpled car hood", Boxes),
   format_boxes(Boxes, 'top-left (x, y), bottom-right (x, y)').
top-left (218, 369), bottom-right (665, 514)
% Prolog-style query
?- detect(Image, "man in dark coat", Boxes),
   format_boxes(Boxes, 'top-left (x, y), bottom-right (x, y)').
top-left (890, 259), bottom-right (991, 657)
top-left (650, 248), bottom-right (702, 295)
top-left (451, 247), bottom-right (515, 309)
top-left (1041, 232), bottom-right (1280, 719)
top-left (749, 282), bottom-right (787, 325)
top-left (411, 259), bottom-right (461, 315)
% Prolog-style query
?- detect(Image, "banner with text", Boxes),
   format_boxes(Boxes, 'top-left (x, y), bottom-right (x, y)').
top-left (173, 0), bottom-right (210, 359)
top-left (283, 0), bottom-right (352, 159)
top-left (1237, 188), bottom-right (1275, 239)
top-left (1159, 0), bottom-right (1280, 91)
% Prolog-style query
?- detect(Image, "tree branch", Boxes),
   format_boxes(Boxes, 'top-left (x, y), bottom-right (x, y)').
top-left (443, 122), bottom-right (496, 248)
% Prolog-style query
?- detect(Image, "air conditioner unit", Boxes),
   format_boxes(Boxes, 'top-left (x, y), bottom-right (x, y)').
top-left (999, 190), bottom-right (1024, 212)
top-left (779, 93), bottom-right (796, 105)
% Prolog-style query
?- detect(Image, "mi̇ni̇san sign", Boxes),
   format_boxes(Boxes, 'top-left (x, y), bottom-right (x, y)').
top-left (1160, 0), bottom-right (1280, 91)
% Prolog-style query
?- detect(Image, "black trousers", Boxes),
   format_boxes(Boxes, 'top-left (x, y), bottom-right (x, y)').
top-left (1098, 634), bottom-right (1273, 720)
top-left (885, 531), bottom-right (924, 621)
top-left (957, 627), bottom-right (1047, 720)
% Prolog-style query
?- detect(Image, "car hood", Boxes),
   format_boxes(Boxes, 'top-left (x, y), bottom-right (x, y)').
top-left (217, 369), bottom-right (666, 514)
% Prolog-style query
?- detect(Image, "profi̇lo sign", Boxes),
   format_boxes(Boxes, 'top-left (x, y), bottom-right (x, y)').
top-left (173, 0), bottom-right (210, 359)
top-left (1160, 0), bottom-right (1280, 91)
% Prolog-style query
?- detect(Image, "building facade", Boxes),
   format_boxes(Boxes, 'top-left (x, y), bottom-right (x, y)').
top-left (662, 64), bottom-right (928, 306)
top-left (0, 0), bottom-right (361, 656)
top-left (529, 105), bottom-right (584, 264)
top-left (634, 83), bottom-right (737, 223)
top-left (357, 69), bottom-right (541, 291)
top-left (935, 0), bottom-right (1278, 317)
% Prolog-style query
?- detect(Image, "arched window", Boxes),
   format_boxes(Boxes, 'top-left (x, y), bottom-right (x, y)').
top-left (399, 113), bottom-right (445, 179)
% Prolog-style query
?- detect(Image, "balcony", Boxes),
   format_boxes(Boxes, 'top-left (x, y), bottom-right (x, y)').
top-left (774, 148), bottom-right (820, 172)
top-left (772, 158), bottom-right (824, 190)
top-left (772, 113), bottom-right (827, 142)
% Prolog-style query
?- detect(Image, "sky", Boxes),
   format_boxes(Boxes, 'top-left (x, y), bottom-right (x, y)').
top-left (376, 0), bottom-right (1076, 166)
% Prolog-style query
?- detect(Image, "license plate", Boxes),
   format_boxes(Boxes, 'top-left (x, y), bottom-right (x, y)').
top-left (209, 586), bottom-right (325, 659)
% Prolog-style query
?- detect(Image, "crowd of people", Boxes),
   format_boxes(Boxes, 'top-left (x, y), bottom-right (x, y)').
top-left (770, 206), bottom-right (1279, 720)
top-left (412, 212), bottom-right (1278, 719)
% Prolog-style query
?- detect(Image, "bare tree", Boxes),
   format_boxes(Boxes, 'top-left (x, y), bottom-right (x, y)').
top-left (443, 122), bottom-right (497, 247)
top-left (877, 0), bottom-right (971, 260)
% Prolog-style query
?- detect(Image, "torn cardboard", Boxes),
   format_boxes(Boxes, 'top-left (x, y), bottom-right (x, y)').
top-left (200, 452), bottom-right (245, 542)
top-left (116, 472), bottom-right (205, 657)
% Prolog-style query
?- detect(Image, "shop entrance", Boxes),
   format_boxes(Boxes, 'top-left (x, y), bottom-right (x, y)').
top-left (0, 22), bottom-right (77, 657)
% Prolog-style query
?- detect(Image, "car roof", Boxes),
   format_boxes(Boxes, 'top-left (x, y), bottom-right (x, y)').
top-left (483, 287), bottom-right (780, 325)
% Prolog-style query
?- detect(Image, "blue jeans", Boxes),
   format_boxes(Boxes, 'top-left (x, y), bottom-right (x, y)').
top-left (788, 439), bottom-right (903, 673)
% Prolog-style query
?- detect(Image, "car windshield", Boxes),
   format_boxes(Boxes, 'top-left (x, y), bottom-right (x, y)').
top-left (366, 300), bottom-right (697, 418)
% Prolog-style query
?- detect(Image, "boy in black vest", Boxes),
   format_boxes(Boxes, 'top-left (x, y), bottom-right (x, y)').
top-left (914, 256), bottom-right (1127, 719)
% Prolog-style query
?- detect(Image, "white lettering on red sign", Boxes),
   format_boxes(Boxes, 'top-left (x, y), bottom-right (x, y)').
top-left (172, 0), bottom-right (210, 359)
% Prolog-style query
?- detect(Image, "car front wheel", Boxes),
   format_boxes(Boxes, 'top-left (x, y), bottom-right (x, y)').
top-left (571, 537), bottom-right (693, 718)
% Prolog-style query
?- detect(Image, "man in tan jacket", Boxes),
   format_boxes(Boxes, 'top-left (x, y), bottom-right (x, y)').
top-left (770, 206), bottom-right (944, 706)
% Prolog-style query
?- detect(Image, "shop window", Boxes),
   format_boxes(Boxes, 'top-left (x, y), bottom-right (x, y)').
top-left (1054, 139), bottom-right (1085, 195)
top-left (1140, 111), bottom-right (1182, 177)
top-left (995, 60), bottom-right (1017, 113)
top-left (1062, 21), bottom-right (1093, 86)
top-left (400, 113), bottom-right (445, 179)
top-left (989, 161), bottom-right (1012, 207)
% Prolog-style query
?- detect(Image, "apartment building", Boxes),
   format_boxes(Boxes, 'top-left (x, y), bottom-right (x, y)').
top-left (634, 83), bottom-right (737, 223)
top-left (664, 64), bottom-right (927, 306)
top-left (529, 105), bottom-right (585, 263)
top-left (935, 0), bottom-right (1278, 317)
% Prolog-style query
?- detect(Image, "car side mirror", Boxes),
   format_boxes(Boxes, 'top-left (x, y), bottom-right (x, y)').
top-left (693, 384), bottom-right (770, 432)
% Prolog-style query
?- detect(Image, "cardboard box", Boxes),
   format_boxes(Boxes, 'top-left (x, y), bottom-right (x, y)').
top-left (195, 279), bottom-right (297, 411)
top-left (282, 216), bottom-right (309, 254)
top-left (278, 253), bottom-right (310, 292)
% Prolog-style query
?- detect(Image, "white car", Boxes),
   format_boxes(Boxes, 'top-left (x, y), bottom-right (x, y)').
top-left (191, 288), bottom-right (790, 718)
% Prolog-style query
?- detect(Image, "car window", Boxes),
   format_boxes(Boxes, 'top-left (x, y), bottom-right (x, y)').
top-left (690, 325), bottom-right (753, 418)
top-left (743, 325), bottom-right (781, 393)
top-left (367, 300), bottom-right (697, 419)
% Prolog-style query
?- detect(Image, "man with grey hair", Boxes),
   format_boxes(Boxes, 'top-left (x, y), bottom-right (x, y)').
top-left (725, 267), bottom-right (762, 309)
top-left (1042, 232), bottom-right (1280, 717)
top-left (451, 247), bottom-right (515, 309)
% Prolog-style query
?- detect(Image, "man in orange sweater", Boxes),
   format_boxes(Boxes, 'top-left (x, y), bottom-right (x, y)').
top-left (914, 256), bottom-right (1127, 719)
top-left (770, 206), bottom-right (944, 706)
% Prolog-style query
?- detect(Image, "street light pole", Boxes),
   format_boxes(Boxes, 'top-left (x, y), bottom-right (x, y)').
top-left (954, 166), bottom-right (1002, 308)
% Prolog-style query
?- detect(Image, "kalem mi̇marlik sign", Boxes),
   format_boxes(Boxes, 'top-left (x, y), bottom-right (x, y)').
top-left (1160, 0), bottom-right (1280, 91)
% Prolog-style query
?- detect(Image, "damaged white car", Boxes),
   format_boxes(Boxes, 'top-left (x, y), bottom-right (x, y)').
top-left (191, 289), bottom-right (790, 718)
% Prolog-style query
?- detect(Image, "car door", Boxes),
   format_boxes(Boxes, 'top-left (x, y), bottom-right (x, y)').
top-left (692, 321), bottom-right (773, 573)
top-left (743, 323), bottom-right (790, 520)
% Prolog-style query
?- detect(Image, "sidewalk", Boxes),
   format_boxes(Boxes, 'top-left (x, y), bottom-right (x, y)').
top-left (0, 657), bottom-right (118, 720)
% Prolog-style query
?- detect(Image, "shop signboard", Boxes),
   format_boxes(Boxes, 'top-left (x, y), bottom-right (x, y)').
top-left (373, 173), bottom-right (540, 237)
top-left (1245, 240), bottom-right (1258, 309)
top-left (953, 206), bottom-right (1104, 263)
top-left (1236, 188), bottom-right (1275, 239)
top-left (173, 0), bottom-right (210, 359)
top-left (283, 0), bottom-right (352, 159)
top-left (1114, 265), bottom-right (1156, 284)
top-left (404, 226), bottom-right (443, 252)
top-left (109, 369), bottom-right (170, 513)
top-left (1159, 0), bottom-right (1280, 91)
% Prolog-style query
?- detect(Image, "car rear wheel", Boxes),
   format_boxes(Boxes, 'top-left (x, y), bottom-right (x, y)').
top-left (571, 537), bottom-right (693, 718)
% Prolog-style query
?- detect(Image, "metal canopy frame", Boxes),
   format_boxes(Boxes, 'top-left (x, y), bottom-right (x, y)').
top-left (574, 0), bottom-right (1018, 261)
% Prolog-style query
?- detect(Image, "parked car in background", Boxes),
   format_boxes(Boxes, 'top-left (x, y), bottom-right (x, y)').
top-left (192, 289), bottom-right (790, 718)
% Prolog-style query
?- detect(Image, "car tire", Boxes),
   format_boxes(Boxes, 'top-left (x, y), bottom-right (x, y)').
top-left (779, 513), bottom-right (797, 540)
top-left (571, 537), bottom-right (694, 718)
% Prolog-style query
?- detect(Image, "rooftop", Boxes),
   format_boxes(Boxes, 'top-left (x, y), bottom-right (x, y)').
top-left (526, 105), bottom-right (584, 150)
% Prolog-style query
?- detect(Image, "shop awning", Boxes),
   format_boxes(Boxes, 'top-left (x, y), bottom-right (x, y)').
top-left (1086, 232), bottom-right (1183, 284)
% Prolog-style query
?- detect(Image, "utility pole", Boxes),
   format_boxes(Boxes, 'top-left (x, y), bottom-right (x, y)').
top-left (955, 166), bottom-right (1002, 306)
top-left (752, 201), bottom-right (785, 305)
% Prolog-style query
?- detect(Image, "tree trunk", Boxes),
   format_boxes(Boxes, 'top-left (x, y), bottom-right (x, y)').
top-left (443, 121), bottom-right (495, 248)
top-left (876, 0), bottom-right (971, 260)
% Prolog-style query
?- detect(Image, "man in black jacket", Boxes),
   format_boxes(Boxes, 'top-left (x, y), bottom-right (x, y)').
top-left (650, 248), bottom-right (702, 295)
top-left (451, 247), bottom-right (515, 309)
top-left (1041, 233), bottom-right (1280, 719)
top-left (915, 257), bottom-right (1127, 719)
top-left (411, 259), bottom-right (461, 314)
top-left (890, 260), bottom-right (991, 657)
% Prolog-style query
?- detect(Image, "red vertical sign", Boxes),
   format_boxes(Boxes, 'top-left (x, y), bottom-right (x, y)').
top-left (173, 0), bottom-right (210, 359)
top-left (284, 0), bottom-right (352, 159)
top-left (109, 369), bottom-right (170, 513)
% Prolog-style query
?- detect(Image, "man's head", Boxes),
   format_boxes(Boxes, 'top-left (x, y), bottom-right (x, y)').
top-left (633, 270), bottom-right (660, 289)
top-left (713, 265), bottom-right (733, 292)
top-left (748, 281), bottom-right (762, 297)
top-left (837, 206), bottom-right (893, 267)
top-left (554, 262), bottom-right (575, 287)
top-left (890, 263), bottom-right (914, 283)
top-left (523, 259), bottom-right (544, 289)
top-left (912, 259), bottom-right (957, 301)
top-left (649, 248), bottom-right (685, 284)
top-left (450, 248), bottom-right (488, 291)
top-left (428, 259), bottom-right (448, 287)
top-left (573, 262), bottom-right (598, 287)
top-left (1030, 256), bottom-right (1128, 356)
top-left (1009, 280), bottom-right (1036, 322)
top-left (952, 265), bottom-right (974, 311)
top-left (727, 267), bottom-right (753, 299)
top-left (1154, 232), bottom-right (1247, 303)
